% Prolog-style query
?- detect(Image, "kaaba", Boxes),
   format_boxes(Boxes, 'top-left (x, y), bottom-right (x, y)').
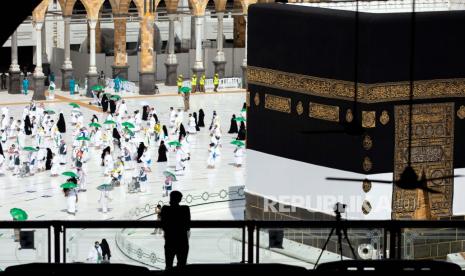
top-left (245, 2), bottom-right (465, 221)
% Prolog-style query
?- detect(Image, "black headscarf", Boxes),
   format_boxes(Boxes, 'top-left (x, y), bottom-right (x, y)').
top-left (142, 105), bottom-right (149, 121)
top-left (198, 109), bottom-right (205, 127)
top-left (109, 99), bottom-right (116, 114)
top-left (101, 146), bottom-right (111, 165)
top-left (0, 141), bottom-right (4, 157)
top-left (46, 148), bottom-right (53, 170)
top-left (179, 123), bottom-right (186, 140)
top-left (137, 142), bottom-right (145, 163)
top-left (193, 112), bottom-right (200, 131)
top-left (92, 115), bottom-right (98, 123)
top-left (237, 122), bottom-right (247, 141)
top-left (24, 115), bottom-right (32, 135)
top-left (57, 113), bottom-right (66, 133)
top-left (242, 102), bottom-right (247, 110)
top-left (162, 125), bottom-right (168, 137)
top-left (157, 141), bottom-right (168, 162)
top-left (228, 114), bottom-right (238, 134)
top-left (101, 94), bottom-right (109, 112)
top-left (100, 239), bottom-right (111, 257)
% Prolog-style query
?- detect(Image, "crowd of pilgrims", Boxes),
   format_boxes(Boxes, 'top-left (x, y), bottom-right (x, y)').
top-left (0, 97), bottom-right (247, 215)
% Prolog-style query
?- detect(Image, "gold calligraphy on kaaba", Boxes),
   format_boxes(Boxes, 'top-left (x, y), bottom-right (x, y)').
top-left (392, 103), bottom-right (454, 220)
top-left (457, 105), bottom-right (465, 119)
top-left (309, 102), bottom-right (340, 122)
top-left (264, 94), bottom-right (291, 113)
top-left (296, 101), bottom-right (304, 115)
top-left (362, 111), bottom-right (376, 128)
top-left (248, 66), bottom-right (465, 103)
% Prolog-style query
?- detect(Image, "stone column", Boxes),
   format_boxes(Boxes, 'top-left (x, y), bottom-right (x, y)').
top-left (192, 16), bottom-right (205, 79)
top-left (112, 15), bottom-right (129, 80)
top-left (190, 16), bottom-right (196, 49)
top-left (8, 30), bottom-right (21, 94)
top-left (61, 16), bottom-right (73, 91)
top-left (139, 14), bottom-right (156, 95)
top-left (213, 12), bottom-right (226, 78)
top-left (241, 15), bottom-right (248, 89)
top-left (41, 20), bottom-right (50, 78)
top-left (33, 21), bottom-right (46, 100)
top-left (164, 13), bottom-right (178, 86)
top-left (86, 19), bottom-right (99, 97)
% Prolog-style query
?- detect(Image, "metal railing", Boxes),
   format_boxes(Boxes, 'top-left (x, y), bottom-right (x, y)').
top-left (5, 219), bottom-right (465, 268)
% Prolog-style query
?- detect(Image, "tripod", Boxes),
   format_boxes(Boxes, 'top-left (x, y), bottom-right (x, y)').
top-left (314, 209), bottom-right (357, 267)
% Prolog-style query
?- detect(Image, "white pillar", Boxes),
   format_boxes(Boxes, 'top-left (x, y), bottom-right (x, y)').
top-left (193, 16), bottom-right (204, 70)
top-left (34, 22), bottom-right (44, 77)
top-left (41, 20), bottom-right (48, 64)
top-left (10, 31), bottom-right (20, 72)
top-left (242, 15), bottom-right (248, 67)
top-left (167, 14), bottom-right (177, 64)
top-left (88, 19), bottom-right (98, 74)
top-left (214, 12), bottom-right (225, 62)
top-left (62, 16), bottom-right (72, 69)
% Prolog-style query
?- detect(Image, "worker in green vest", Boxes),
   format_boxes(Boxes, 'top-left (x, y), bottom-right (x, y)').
top-left (199, 74), bottom-right (206, 93)
top-left (213, 73), bottom-right (219, 92)
top-left (177, 74), bottom-right (183, 94)
top-left (191, 74), bottom-right (197, 93)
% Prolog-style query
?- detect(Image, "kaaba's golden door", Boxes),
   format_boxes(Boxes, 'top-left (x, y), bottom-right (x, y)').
top-left (392, 103), bottom-right (455, 220)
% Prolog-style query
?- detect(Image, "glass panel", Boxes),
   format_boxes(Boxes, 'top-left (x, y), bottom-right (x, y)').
top-left (401, 227), bottom-right (465, 269)
top-left (258, 228), bottom-right (385, 269)
top-left (0, 228), bottom-right (49, 270)
top-left (66, 227), bottom-right (244, 270)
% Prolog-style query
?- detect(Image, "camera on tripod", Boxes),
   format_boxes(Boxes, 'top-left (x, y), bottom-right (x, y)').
top-left (333, 202), bottom-right (347, 215)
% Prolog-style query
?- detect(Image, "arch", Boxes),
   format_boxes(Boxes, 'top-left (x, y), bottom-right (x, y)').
top-left (164, 0), bottom-right (179, 14)
top-left (239, 0), bottom-right (257, 14)
top-left (132, 0), bottom-right (161, 16)
top-left (213, 0), bottom-right (227, 12)
top-left (80, 0), bottom-right (105, 19)
top-left (32, 0), bottom-right (51, 22)
top-left (188, 0), bottom-right (208, 16)
top-left (63, 0), bottom-right (77, 16)
top-left (57, 0), bottom-right (66, 12)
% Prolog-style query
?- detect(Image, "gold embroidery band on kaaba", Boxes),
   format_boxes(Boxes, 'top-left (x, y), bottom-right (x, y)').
top-left (264, 94), bottom-right (291, 113)
top-left (309, 102), bottom-right (340, 122)
top-left (248, 66), bottom-right (465, 103)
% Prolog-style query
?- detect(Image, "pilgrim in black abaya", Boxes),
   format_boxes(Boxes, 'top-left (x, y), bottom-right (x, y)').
top-left (193, 112), bottom-right (200, 131)
top-left (101, 94), bottom-right (109, 112)
top-left (237, 122), bottom-right (246, 141)
top-left (24, 115), bottom-right (32, 135)
top-left (109, 99), bottom-right (117, 114)
top-left (157, 141), bottom-right (168, 162)
top-left (101, 146), bottom-right (111, 166)
top-left (57, 113), bottom-right (66, 133)
top-left (179, 123), bottom-right (186, 140)
top-left (112, 128), bottom-right (121, 148)
top-left (137, 142), bottom-right (145, 163)
top-left (142, 105), bottom-right (149, 121)
top-left (45, 148), bottom-right (53, 170)
top-left (198, 109), bottom-right (205, 127)
top-left (162, 125), bottom-right (169, 138)
top-left (228, 114), bottom-right (238, 134)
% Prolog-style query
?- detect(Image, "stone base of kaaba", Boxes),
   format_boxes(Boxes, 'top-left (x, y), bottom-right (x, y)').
top-left (112, 65), bottom-right (129, 80)
top-left (139, 72), bottom-right (156, 95)
top-left (8, 70), bottom-right (21, 94)
top-left (86, 72), bottom-right (98, 98)
top-left (164, 62), bottom-right (178, 86)
top-left (32, 75), bottom-right (46, 101)
top-left (61, 68), bottom-right (73, 91)
top-left (241, 65), bottom-right (247, 89)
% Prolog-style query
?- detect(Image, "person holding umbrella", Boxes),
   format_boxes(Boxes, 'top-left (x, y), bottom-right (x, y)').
top-left (62, 183), bottom-right (78, 215)
top-left (232, 140), bottom-right (245, 167)
top-left (180, 87), bottom-right (190, 112)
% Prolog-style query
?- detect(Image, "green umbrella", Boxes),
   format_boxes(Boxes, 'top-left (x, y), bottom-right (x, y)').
top-left (10, 208), bottom-right (28, 221)
top-left (235, 117), bottom-right (247, 122)
top-left (76, 136), bottom-right (90, 141)
top-left (45, 109), bottom-right (55, 114)
top-left (60, 182), bottom-right (77, 189)
top-left (163, 171), bottom-right (177, 181)
top-left (89, 122), bottom-right (102, 128)
top-left (180, 87), bottom-right (191, 93)
top-left (23, 146), bottom-right (38, 152)
top-left (168, 141), bottom-right (182, 147)
top-left (231, 140), bottom-right (245, 147)
top-left (123, 127), bottom-right (135, 136)
top-left (110, 95), bottom-right (121, 101)
top-left (62, 171), bottom-right (79, 178)
top-left (92, 85), bottom-right (104, 91)
top-left (104, 120), bottom-right (116, 125)
top-left (122, 122), bottom-right (135, 129)
top-left (97, 184), bottom-right (113, 191)
top-left (69, 103), bottom-right (80, 108)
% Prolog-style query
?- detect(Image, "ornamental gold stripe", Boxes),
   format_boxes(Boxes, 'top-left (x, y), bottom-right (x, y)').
top-left (247, 66), bottom-right (465, 103)
top-left (264, 94), bottom-right (291, 113)
top-left (309, 102), bottom-right (339, 122)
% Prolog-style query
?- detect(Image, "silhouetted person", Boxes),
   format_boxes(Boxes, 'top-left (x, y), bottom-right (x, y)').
top-left (161, 191), bottom-right (191, 269)
top-left (100, 238), bottom-right (111, 262)
top-left (1, 73), bottom-right (6, 90)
